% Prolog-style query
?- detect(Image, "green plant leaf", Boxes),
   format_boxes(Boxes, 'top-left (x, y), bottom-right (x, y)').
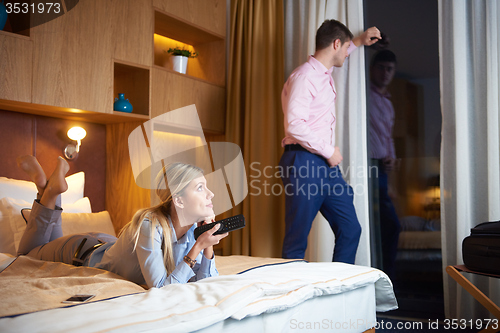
top-left (167, 47), bottom-right (199, 58)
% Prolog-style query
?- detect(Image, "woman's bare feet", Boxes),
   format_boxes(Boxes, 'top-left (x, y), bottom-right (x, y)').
top-left (17, 155), bottom-right (47, 194)
top-left (40, 157), bottom-right (70, 209)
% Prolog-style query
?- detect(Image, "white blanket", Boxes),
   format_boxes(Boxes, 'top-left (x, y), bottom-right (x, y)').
top-left (0, 260), bottom-right (397, 333)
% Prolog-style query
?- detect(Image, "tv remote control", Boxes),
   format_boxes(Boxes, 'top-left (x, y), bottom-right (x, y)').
top-left (194, 215), bottom-right (246, 240)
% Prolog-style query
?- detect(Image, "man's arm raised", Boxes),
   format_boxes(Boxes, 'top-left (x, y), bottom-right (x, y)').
top-left (352, 26), bottom-right (381, 47)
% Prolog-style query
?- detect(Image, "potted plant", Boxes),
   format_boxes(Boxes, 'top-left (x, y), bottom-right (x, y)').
top-left (166, 47), bottom-right (199, 74)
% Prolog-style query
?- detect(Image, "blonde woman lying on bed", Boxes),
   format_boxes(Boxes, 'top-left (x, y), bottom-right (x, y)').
top-left (16, 155), bottom-right (228, 288)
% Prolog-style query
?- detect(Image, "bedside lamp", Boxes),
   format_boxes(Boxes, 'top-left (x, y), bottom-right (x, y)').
top-left (64, 126), bottom-right (86, 160)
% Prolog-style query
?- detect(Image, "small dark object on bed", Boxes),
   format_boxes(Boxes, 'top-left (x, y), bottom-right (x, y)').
top-left (62, 294), bottom-right (96, 304)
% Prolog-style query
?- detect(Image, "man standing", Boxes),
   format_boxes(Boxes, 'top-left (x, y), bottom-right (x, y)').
top-left (279, 19), bottom-right (380, 263)
top-left (368, 50), bottom-right (401, 277)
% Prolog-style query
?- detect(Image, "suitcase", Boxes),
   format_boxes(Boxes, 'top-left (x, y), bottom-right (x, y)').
top-left (462, 221), bottom-right (500, 275)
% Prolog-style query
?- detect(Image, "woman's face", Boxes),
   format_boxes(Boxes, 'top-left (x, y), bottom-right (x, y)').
top-left (177, 175), bottom-right (215, 225)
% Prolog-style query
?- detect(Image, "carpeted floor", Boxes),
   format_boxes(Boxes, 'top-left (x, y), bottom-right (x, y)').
top-left (385, 258), bottom-right (445, 320)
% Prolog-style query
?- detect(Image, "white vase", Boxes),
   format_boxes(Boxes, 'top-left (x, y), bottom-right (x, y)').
top-left (172, 55), bottom-right (188, 74)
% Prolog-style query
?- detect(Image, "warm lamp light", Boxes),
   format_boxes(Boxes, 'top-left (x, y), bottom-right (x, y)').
top-left (64, 126), bottom-right (86, 160)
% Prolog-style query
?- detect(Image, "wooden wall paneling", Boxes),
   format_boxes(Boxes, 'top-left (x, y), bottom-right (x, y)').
top-left (189, 40), bottom-right (225, 87)
top-left (153, 0), bottom-right (226, 37)
top-left (0, 33), bottom-right (32, 103)
top-left (0, 110), bottom-right (35, 180)
top-left (151, 68), bottom-right (225, 134)
top-left (106, 122), bottom-right (151, 233)
top-left (31, 0), bottom-right (113, 113)
top-left (111, 0), bottom-right (154, 67)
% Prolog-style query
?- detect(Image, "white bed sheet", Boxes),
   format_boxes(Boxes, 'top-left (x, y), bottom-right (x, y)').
top-left (0, 257), bottom-right (397, 333)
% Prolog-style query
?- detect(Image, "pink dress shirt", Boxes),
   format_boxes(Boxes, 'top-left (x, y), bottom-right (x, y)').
top-left (368, 83), bottom-right (396, 159)
top-left (281, 43), bottom-right (357, 160)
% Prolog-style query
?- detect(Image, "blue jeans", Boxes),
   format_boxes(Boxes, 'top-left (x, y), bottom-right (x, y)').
top-left (279, 150), bottom-right (361, 264)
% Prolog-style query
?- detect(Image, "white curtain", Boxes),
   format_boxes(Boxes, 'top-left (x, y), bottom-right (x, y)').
top-left (284, 0), bottom-right (371, 266)
top-left (439, 0), bottom-right (500, 320)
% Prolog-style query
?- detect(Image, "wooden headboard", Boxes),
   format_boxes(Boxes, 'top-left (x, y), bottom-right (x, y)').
top-left (0, 110), bottom-right (106, 212)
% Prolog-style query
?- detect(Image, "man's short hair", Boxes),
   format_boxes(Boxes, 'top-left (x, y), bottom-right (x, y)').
top-left (371, 50), bottom-right (397, 67)
top-left (315, 19), bottom-right (354, 51)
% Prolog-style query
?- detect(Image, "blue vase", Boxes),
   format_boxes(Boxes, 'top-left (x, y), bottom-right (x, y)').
top-left (113, 93), bottom-right (133, 113)
top-left (0, 1), bottom-right (7, 31)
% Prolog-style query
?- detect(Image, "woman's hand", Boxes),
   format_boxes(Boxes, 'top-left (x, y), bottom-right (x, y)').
top-left (196, 221), bottom-right (228, 249)
top-left (185, 216), bottom-right (227, 261)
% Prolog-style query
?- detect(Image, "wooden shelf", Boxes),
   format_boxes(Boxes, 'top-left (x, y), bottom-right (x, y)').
top-left (0, 99), bottom-right (150, 124)
top-left (153, 9), bottom-right (225, 87)
top-left (113, 61), bottom-right (150, 117)
top-left (152, 65), bottom-right (224, 88)
top-left (154, 8), bottom-right (224, 45)
top-left (111, 111), bottom-right (150, 121)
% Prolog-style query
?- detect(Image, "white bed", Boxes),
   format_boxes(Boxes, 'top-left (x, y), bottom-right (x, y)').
top-left (0, 255), bottom-right (396, 333)
top-left (0, 175), bottom-right (398, 332)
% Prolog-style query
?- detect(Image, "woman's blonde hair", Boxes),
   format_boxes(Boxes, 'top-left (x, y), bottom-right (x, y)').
top-left (121, 162), bottom-right (203, 275)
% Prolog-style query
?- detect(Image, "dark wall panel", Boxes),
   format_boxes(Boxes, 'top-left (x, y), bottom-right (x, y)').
top-left (0, 110), bottom-right (106, 212)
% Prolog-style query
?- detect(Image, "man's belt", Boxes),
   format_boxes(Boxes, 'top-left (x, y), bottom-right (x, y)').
top-left (284, 144), bottom-right (309, 152)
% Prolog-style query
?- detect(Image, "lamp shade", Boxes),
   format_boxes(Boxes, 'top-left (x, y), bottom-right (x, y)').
top-left (67, 127), bottom-right (86, 141)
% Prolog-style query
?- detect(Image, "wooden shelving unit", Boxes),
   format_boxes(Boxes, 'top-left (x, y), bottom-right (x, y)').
top-left (151, 7), bottom-right (226, 133)
top-left (0, 0), bottom-right (227, 236)
top-left (152, 64), bottom-right (223, 88)
top-left (113, 61), bottom-right (151, 117)
top-left (0, 99), bottom-right (149, 124)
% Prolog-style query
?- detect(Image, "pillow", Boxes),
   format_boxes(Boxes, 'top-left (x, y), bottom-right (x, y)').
top-left (0, 172), bottom-right (86, 209)
top-left (61, 172), bottom-right (85, 207)
top-left (0, 197), bottom-right (31, 255)
top-left (0, 177), bottom-right (37, 203)
top-left (0, 197), bottom-right (114, 256)
top-left (21, 210), bottom-right (116, 238)
top-left (64, 197), bottom-right (92, 214)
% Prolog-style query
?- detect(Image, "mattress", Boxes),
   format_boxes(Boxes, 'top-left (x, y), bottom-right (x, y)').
top-left (0, 255), bottom-right (397, 333)
top-left (197, 284), bottom-right (377, 333)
